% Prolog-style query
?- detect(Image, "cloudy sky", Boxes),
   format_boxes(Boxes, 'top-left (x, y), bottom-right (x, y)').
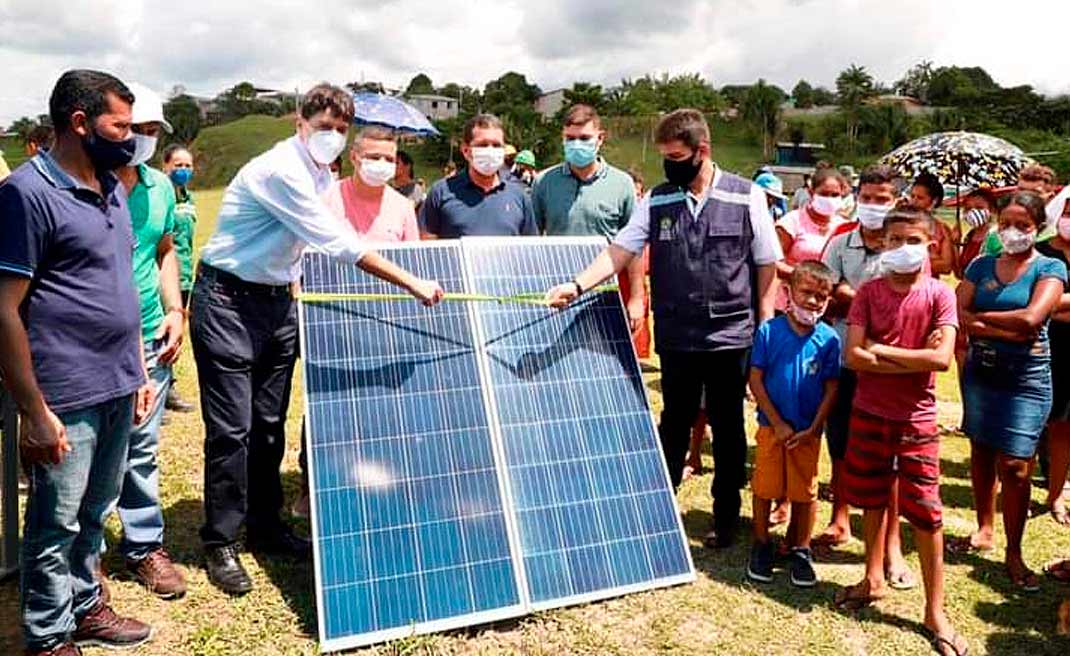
top-left (2, 0), bottom-right (1068, 127)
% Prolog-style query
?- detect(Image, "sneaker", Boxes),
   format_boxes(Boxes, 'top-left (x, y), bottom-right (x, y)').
top-left (747, 541), bottom-right (775, 583)
top-left (205, 544), bottom-right (253, 596)
top-left (789, 547), bottom-right (817, 588)
top-left (127, 548), bottom-right (187, 599)
top-left (72, 601), bottom-right (152, 650)
top-left (24, 642), bottom-right (82, 656)
top-left (164, 388), bottom-right (195, 413)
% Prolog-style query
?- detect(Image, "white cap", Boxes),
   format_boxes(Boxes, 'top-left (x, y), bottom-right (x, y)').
top-left (126, 82), bottom-right (173, 133)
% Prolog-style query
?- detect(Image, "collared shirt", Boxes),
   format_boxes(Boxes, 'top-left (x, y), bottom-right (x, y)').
top-left (127, 163), bottom-right (177, 340)
top-left (322, 177), bottom-right (419, 243)
top-left (0, 152), bottom-right (143, 413)
top-left (418, 168), bottom-right (537, 238)
top-left (173, 186), bottom-right (197, 292)
top-left (199, 136), bottom-right (367, 285)
top-left (822, 227), bottom-right (885, 354)
top-left (613, 167), bottom-right (782, 265)
top-left (532, 159), bottom-right (636, 238)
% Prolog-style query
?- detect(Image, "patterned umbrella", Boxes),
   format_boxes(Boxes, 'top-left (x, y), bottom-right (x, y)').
top-left (351, 92), bottom-right (441, 136)
top-left (878, 131), bottom-right (1033, 190)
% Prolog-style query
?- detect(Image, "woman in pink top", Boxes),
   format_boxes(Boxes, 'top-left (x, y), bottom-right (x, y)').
top-left (321, 126), bottom-right (419, 242)
top-left (775, 167), bottom-right (849, 310)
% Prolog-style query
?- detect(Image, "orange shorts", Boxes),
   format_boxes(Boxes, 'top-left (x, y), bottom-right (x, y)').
top-left (750, 425), bottom-right (820, 503)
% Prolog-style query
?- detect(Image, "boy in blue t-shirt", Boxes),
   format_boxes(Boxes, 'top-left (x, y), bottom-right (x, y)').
top-left (747, 260), bottom-right (841, 586)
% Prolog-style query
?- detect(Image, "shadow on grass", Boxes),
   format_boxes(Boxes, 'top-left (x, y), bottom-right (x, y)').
top-left (987, 631), bottom-right (1070, 656)
top-left (939, 457), bottom-right (972, 481)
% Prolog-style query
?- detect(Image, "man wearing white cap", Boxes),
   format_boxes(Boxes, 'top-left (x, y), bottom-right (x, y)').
top-left (108, 82), bottom-right (187, 599)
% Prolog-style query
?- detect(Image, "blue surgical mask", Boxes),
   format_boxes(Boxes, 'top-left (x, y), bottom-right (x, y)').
top-left (169, 168), bottom-right (193, 187)
top-left (563, 138), bottom-right (598, 168)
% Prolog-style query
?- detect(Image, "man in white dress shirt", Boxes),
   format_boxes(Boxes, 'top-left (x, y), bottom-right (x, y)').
top-left (191, 83), bottom-right (443, 596)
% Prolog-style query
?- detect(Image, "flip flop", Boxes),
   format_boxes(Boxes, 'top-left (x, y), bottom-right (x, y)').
top-left (1008, 568), bottom-right (1042, 593)
top-left (833, 581), bottom-right (885, 611)
top-left (887, 568), bottom-right (918, 591)
top-left (929, 630), bottom-right (969, 656)
top-left (1044, 559), bottom-right (1070, 583)
top-left (812, 531), bottom-right (852, 548)
top-left (945, 535), bottom-right (995, 556)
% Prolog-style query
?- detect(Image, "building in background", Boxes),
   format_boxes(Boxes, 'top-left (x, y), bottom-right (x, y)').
top-left (535, 89), bottom-right (566, 120)
top-left (406, 94), bottom-right (460, 120)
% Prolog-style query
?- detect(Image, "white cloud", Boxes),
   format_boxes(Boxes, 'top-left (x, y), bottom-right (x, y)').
top-left (1, 0), bottom-right (1068, 127)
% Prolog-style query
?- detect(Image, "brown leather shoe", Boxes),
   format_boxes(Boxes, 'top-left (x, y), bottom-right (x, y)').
top-left (24, 642), bottom-right (82, 656)
top-left (126, 548), bottom-right (187, 599)
top-left (72, 601), bottom-right (152, 650)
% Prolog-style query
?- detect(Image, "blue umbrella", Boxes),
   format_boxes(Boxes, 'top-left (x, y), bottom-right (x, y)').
top-left (351, 92), bottom-right (441, 136)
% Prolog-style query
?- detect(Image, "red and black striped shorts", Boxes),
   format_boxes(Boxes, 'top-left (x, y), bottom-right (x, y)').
top-left (842, 409), bottom-right (943, 531)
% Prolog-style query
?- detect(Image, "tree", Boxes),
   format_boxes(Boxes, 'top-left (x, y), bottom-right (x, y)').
top-left (836, 64), bottom-right (876, 153)
top-left (720, 85), bottom-right (751, 108)
top-left (792, 80), bottom-right (815, 109)
top-left (812, 86), bottom-right (836, 106)
top-left (405, 73), bottom-right (434, 96)
top-left (619, 77), bottom-right (659, 116)
top-left (482, 72), bottom-right (540, 117)
top-left (164, 95), bottom-right (202, 144)
top-left (741, 79), bottom-right (783, 159)
top-left (10, 116), bottom-right (38, 142)
top-left (859, 104), bottom-right (910, 154)
top-left (894, 61), bottom-right (934, 103)
top-left (561, 82), bottom-right (606, 113)
top-left (655, 73), bottom-right (724, 113)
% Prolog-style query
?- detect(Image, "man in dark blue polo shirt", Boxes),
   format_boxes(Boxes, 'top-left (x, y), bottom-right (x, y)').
top-left (0, 70), bottom-right (154, 655)
top-left (419, 113), bottom-right (537, 238)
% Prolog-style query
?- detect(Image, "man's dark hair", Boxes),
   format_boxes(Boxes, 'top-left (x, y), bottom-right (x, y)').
top-left (654, 109), bottom-right (709, 150)
top-left (396, 149), bottom-right (414, 171)
top-left (885, 201), bottom-right (936, 235)
top-left (791, 259), bottom-right (837, 289)
top-left (49, 69), bottom-right (134, 133)
top-left (300, 83), bottom-right (354, 123)
top-left (913, 172), bottom-right (945, 208)
top-left (998, 190), bottom-right (1048, 229)
top-left (859, 164), bottom-right (897, 187)
top-left (563, 104), bottom-right (601, 129)
top-left (162, 143), bottom-right (191, 164)
top-left (463, 113), bottom-right (504, 143)
top-left (26, 125), bottom-right (54, 150)
top-left (1018, 163), bottom-right (1056, 186)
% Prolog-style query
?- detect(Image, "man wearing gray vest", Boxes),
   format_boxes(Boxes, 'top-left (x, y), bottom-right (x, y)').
top-left (545, 109), bottom-right (781, 548)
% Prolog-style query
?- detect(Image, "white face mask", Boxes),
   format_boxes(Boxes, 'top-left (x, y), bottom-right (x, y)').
top-left (306, 129), bottom-right (347, 166)
top-left (855, 202), bottom-right (893, 230)
top-left (790, 303), bottom-right (824, 327)
top-left (1058, 217), bottom-right (1070, 241)
top-left (999, 227), bottom-right (1035, 255)
top-left (881, 243), bottom-right (929, 274)
top-left (358, 158), bottom-right (395, 187)
top-left (470, 146), bottom-right (505, 176)
top-left (810, 194), bottom-right (842, 217)
top-left (129, 134), bottom-right (158, 166)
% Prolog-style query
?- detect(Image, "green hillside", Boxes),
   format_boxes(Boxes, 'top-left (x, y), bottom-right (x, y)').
top-left (0, 135), bottom-right (28, 170)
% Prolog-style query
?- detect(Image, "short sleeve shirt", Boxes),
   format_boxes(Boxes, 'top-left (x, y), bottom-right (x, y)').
top-left (965, 254), bottom-right (1067, 350)
top-left (0, 153), bottom-right (144, 413)
top-left (751, 315), bottom-right (841, 431)
top-left (848, 276), bottom-right (958, 426)
top-left (532, 160), bottom-right (636, 238)
top-left (322, 177), bottom-right (419, 242)
top-left (418, 169), bottom-right (537, 238)
top-left (127, 164), bottom-right (177, 340)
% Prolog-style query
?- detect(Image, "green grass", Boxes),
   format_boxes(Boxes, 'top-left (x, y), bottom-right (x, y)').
top-left (1, 135), bottom-right (29, 171)
top-left (2, 189), bottom-right (1069, 655)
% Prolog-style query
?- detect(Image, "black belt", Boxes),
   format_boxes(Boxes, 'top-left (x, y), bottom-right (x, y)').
top-left (197, 263), bottom-right (292, 297)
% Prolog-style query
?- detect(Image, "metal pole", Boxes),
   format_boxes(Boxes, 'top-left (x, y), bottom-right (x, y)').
top-left (1, 387), bottom-right (19, 579)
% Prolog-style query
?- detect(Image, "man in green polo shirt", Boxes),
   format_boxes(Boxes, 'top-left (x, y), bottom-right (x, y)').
top-left (161, 143), bottom-right (197, 413)
top-left (108, 83), bottom-right (187, 599)
top-left (532, 103), bottom-right (648, 352)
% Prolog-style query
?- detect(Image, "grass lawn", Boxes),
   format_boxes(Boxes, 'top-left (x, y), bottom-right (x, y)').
top-left (2, 188), bottom-right (1070, 655)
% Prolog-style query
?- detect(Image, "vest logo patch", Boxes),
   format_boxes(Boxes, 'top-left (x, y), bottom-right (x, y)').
top-left (806, 357), bottom-right (821, 377)
top-left (658, 217), bottom-right (674, 241)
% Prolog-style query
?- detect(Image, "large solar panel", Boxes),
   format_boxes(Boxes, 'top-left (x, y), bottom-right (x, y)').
top-left (462, 237), bottom-right (693, 608)
top-left (300, 238), bottom-right (693, 651)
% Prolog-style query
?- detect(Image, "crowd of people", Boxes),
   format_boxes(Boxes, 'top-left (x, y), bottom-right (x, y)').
top-left (2, 69), bottom-right (1070, 655)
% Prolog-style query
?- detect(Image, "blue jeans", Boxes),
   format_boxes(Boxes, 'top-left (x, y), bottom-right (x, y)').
top-left (21, 395), bottom-right (134, 651)
top-left (115, 338), bottom-right (172, 559)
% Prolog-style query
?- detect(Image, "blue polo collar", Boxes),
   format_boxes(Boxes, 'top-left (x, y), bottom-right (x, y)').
top-left (31, 151), bottom-right (118, 196)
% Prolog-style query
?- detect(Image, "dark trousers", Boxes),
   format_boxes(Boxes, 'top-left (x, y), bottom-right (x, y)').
top-left (659, 348), bottom-right (750, 532)
top-left (190, 266), bottom-right (298, 547)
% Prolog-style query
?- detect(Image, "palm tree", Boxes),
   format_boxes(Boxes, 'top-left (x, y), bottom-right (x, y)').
top-left (836, 64), bottom-right (876, 153)
top-left (742, 79), bottom-right (783, 159)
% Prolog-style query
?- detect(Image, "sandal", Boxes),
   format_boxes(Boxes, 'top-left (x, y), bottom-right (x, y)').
top-left (887, 568), bottom-right (918, 591)
top-left (1052, 506), bottom-right (1070, 526)
top-left (1008, 566), bottom-right (1042, 593)
top-left (812, 529), bottom-right (852, 548)
top-left (945, 535), bottom-right (995, 556)
top-left (1044, 559), bottom-right (1070, 583)
top-left (929, 630), bottom-right (969, 656)
top-left (833, 581), bottom-right (885, 611)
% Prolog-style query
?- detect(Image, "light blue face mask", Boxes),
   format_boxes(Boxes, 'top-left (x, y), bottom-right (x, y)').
top-left (563, 138), bottom-right (599, 168)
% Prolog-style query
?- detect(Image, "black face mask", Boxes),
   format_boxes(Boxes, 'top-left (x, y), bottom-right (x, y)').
top-left (663, 153), bottom-right (702, 188)
top-left (82, 128), bottom-right (137, 172)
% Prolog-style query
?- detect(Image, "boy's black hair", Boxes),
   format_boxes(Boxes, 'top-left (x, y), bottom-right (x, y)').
top-left (791, 259), bottom-right (837, 289)
top-left (885, 201), bottom-right (936, 235)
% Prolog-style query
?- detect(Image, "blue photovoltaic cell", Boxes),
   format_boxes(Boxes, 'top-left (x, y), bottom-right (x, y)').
top-left (463, 238), bottom-right (693, 606)
top-left (301, 246), bottom-right (521, 647)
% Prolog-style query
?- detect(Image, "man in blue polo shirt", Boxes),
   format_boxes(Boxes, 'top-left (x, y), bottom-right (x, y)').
top-left (419, 113), bottom-right (537, 238)
top-left (0, 69), bottom-right (153, 656)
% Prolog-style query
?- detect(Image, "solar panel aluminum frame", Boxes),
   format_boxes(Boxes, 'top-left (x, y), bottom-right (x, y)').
top-left (300, 241), bottom-right (529, 653)
top-left (459, 236), bottom-right (695, 613)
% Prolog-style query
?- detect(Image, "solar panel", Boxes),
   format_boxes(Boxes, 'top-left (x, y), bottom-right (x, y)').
top-left (462, 237), bottom-right (693, 608)
top-left (300, 238), bottom-right (694, 651)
